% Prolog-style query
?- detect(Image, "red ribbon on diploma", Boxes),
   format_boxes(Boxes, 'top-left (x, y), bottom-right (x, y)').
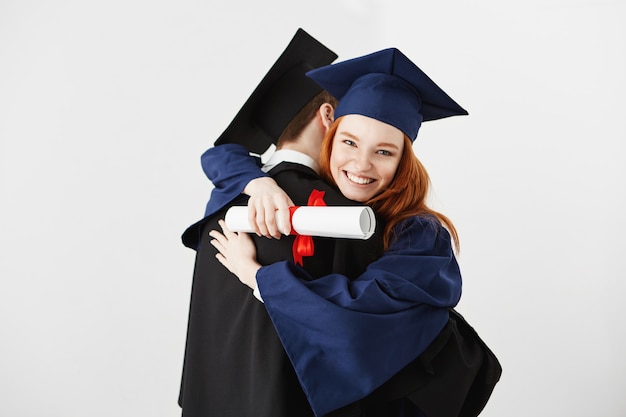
top-left (289, 189), bottom-right (327, 266)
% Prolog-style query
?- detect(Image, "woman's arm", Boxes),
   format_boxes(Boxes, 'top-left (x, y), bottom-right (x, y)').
top-left (209, 220), bottom-right (261, 290)
top-left (201, 144), bottom-right (293, 237)
top-left (258, 217), bottom-right (462, 416)
top-left (209, 215), bottom-right (462, 416)
top-left (210, 215), bottom-right (461, 311)
top-left (200, 144), bottom-right (267, 216)
top-left (260, 216), bottom-right (462, 311)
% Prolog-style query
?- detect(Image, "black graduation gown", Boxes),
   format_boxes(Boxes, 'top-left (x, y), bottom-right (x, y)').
top-left (178, 162), bottom-right (383, 417)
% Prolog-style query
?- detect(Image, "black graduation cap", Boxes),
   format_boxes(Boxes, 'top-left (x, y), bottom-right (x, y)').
top-left (213, 29), bottom-right (338, 154)
top-left (306, 48), bottom-right (468, 142)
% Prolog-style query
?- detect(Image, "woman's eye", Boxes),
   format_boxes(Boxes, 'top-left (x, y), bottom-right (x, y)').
top-left (343, 139), bottom-right (356, 146)
top-left (377, 149), bottom-right (391, 156)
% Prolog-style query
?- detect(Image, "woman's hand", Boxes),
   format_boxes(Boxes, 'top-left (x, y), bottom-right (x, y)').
top-left (243, 177), bottom-right (293, 238)
top-left (209, 220), bottom-right (262, 290)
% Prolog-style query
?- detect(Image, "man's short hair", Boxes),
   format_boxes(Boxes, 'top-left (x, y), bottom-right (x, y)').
top-left (276, 90), bottom-right (338, 147)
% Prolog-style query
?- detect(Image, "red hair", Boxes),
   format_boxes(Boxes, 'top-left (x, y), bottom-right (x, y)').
top-left (319, 117), bottom-right (459, 252)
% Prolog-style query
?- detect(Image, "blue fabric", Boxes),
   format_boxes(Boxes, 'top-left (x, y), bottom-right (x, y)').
top-left (257, 216), bottom-right (462, 416)
top-left (305, 48), bottom-right (468, 141)
top-left (200, 144), bottom-right (268, 217)
top-left (334, 73), bottom-right (424, 142)
top-left (193, 145), bottom-right (462, 415)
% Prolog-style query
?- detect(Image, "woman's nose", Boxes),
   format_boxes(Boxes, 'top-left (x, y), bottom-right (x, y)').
top-left (353, 151), bottom-right (372, 171)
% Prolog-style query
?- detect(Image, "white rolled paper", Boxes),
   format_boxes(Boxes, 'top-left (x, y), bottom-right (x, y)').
top-left (224, 206), bottom-right (376, 239)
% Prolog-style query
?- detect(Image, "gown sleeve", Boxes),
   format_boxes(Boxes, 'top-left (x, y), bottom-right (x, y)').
top-left (200, 143), bottom-right (269, 217)
top-left (256, 216), bottom-right (462, 417)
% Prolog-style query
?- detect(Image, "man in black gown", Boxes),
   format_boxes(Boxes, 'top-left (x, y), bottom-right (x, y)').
top-left (177, 29), bottom-right (382, 417)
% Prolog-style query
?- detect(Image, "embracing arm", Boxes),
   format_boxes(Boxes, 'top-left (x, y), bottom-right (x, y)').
top-left (211, 215), bottom-right (461, 312)
top-left (209, 220), bottom-right (261, 289)
top-left (201, 144), bottom-right (294, 236)
top-left (201, 144), bottom-right (267, 216)
top-left (208, 216), bottom-right (463, 415)
top-left (253, 216), bottom-right (462, 416)
top-left (260, 216), bottom-right (461, 310)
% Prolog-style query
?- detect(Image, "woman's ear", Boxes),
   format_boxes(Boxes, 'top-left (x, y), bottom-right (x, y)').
top-left (319, 103), bottom-right (335, 131)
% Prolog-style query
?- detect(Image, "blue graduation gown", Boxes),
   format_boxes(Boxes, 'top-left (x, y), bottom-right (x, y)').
top-left (197, 144), bottom-right (465, 416)
top-left (257, 217), bottom-right (462, 416)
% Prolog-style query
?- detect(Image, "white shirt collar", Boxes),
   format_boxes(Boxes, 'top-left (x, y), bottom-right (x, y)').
top-left (262, 149), bottom-right (319, 174)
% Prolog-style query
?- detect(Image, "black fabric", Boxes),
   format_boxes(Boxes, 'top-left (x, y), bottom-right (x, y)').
top-left (404, 309), bottom-right (502, 417)
top-left (326, 309), bottom-right (502, 417)
top-left (213, 29), bottom-right (337, 154)
top-left (404, 309), bottom-right (501, 417)
top-left (178, 162), bottom-right (383, 417)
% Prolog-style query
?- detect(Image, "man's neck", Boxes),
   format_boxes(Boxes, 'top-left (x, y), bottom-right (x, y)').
top-left (278, 142), bottom-right (316, 161)
top-left (262, 148), bottom-right (319, 174)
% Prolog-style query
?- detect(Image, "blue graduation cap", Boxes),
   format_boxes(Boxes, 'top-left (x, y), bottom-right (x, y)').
top-left (306, 48), bottom-right (468, 141)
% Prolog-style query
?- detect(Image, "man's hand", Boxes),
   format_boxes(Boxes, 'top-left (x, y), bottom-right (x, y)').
top-left (243, 177), bottom-right (294, 238)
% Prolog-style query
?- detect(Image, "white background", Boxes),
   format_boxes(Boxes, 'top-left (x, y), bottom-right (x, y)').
top-left (1, 1), bottom-right (625, 416)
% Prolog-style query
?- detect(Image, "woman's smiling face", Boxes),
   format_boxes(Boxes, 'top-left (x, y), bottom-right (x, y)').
top-left (329, 114), bottom-right (405, 202)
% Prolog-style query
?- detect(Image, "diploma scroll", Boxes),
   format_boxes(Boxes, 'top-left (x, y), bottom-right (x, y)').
top-left (224, 206), bottom-right (376, 240)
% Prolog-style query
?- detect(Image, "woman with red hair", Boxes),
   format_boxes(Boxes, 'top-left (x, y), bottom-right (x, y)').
top-left (206, 49), bottom-right (499, 417)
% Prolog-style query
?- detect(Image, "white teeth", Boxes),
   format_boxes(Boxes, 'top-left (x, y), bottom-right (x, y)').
top-left (346, 172), bottom-right (374, 185)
